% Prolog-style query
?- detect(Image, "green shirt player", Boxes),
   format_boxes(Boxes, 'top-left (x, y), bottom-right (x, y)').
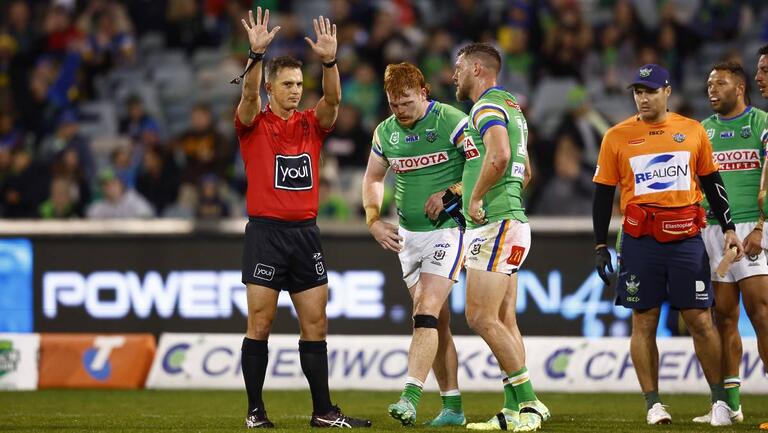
top-left (362, 63), bottom-right (468, 427)
top-left (453, 42), bottom-right (548, 432)
top-left (695, 62), bottom-right (768, 425)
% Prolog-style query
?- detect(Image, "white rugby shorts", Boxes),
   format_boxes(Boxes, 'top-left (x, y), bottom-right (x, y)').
top-left (398, 226), bottom-right (464, 288)
top-left (464, 219), bottom-right (531, 274)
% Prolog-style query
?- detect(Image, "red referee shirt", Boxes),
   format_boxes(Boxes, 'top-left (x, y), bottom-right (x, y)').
top-left (236, 104), bottom-right (332, 221)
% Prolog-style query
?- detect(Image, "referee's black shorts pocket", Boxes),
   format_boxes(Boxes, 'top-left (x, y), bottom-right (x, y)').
top-left (242, 221), bottom-right (288, 290)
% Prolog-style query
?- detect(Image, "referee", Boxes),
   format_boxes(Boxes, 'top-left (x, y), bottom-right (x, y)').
top-left (235, 7), bottom-right (370, 429)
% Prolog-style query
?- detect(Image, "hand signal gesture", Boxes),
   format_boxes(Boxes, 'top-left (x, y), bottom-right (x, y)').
top-left (305, 15), bottom-right (337, 63)
top-left (242, 7), bottom-right (280, 53)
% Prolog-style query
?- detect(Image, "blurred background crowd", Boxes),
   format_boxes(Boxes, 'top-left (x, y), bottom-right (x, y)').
top-left (1, 0), bottom-right (767, 220)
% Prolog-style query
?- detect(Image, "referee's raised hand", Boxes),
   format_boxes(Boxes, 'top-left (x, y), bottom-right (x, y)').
top-left (241, 7), bottom-right (281, 54)
top-left (304, 15), bottom-right (337, 63)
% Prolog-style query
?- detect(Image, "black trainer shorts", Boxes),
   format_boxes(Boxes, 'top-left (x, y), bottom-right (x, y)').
top-left (242, 217), bottom-right (328, 293)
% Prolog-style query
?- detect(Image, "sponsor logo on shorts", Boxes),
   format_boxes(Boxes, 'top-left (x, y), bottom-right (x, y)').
top-left (315, 262), bottom-right (325, 276)
top-left (434, 243), bottom-right (450, 248)
top-left (389, 151), bottom-right (449, 173)
top-left (748, 254), bottom-right (760, 262)
top-left (625, 274), bottom-right (640, 303)
top-left (254, 264), bottom-right (275, 281)
top-left (695, 280), bottom-right (708, 301)
top-left (470, 243), bottom-right (481, 255)
top-left (274, 153), bottom-right (313, 190)
top-left (434, 250), bottom-right (446, 261)
top-left (507, 246), bottom-right (525, 266)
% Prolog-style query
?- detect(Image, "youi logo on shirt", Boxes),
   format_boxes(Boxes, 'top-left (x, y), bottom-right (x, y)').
top-left (630, 151), bottom-right (691, 195)
top-left (274, 153), bottom-right (313, 190)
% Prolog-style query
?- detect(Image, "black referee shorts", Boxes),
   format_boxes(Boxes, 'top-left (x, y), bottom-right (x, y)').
top-left (242, 217), bottom-right (328, 293)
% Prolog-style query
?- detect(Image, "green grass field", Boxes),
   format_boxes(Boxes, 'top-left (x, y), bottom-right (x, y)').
top-left (1, 390), bottom-right (767, 432)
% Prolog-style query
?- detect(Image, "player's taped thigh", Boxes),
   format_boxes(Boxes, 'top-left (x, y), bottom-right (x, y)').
top-left (413, 314), bottom-right (439, 329)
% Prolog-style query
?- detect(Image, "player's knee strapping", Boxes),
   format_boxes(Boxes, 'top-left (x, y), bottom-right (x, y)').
top-left (413, 314), bottom-right (438, 329)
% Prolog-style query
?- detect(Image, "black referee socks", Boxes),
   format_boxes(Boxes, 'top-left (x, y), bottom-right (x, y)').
top-left (299, 340), bottom-right (333, 415)
top-left (242, 338), bottom-right (269, 413)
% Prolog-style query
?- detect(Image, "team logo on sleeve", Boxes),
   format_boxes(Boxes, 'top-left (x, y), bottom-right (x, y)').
top-left (740, 125), bottom-right (752, 138)
top-left (630, 151), bottom-right (691, 195)
top-left (274, 153), bottom-right (313, 190)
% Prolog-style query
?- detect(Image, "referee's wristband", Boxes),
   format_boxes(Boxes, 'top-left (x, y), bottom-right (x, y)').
top-left (248, 49), bottom-right (265, 62)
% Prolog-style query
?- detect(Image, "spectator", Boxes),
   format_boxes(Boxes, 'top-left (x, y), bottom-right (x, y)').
top-left (136, 146), bottom-right (179, 215)
top-left (552, 86), bottom-right (610, 171)
top-left (0, 146), bottom-right (50, 218)
top-left (342, 62), bottom-right (381, 129)
top-left (324, 104), bottom-right (369, 169)
top-left (0, 111), bottom-right (24, 150)
top-left (38, 176), bottom-right (80, 219)
top-left (38, 110), bottom-right (95, 181)
top-left (86, 168), bottom-right (154, 218)
top-left (49, 147), bottom-right (91, 216)
top-left (318, 177), bottom-right (350, 221)
top-left (195, 173), bottom-right (229, 219)
top-left (531, 136), bottom-right (593, 216)
top-left (118, 94), bottom-right (162, 145)
top-left (174, 103), bottom-right (232, 184)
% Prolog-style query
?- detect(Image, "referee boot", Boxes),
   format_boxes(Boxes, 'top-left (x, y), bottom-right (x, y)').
top-left (310, 405), bottom-right (372, 428)
top-left (245, 407), bottom-right (274, 428)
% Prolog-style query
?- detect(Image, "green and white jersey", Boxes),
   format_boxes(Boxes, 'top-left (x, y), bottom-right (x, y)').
top-left (701, 106), bottom-right (768, 224)
top-left (372, 100), bottom-right (468, 232)
top-left (462, 86), bottom-right (528, 229)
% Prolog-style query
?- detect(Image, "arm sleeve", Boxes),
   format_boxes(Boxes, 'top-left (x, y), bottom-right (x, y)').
top-left (699, 171), bottom-right (736, 232)
top-left (593, 183), bottom-right (616, 245)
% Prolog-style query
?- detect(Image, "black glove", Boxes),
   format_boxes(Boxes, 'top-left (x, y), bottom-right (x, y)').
top-left (595, 245), bottom-right (614, 285)
top-left (442, 189), bottom-right (466, 230)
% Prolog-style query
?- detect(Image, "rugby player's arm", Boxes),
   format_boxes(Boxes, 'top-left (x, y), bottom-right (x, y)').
top-left (362, 152), bottom-right (389, 227)
top-left (592, 182), bottom-right (615, 246)
top-left (470, 125), bottom-right (511, 200)
top-left (523, 154), bottom-right (532, 189)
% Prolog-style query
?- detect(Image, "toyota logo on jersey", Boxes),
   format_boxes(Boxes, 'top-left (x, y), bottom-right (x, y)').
top-left (630, 151), bottom-right (691, 195)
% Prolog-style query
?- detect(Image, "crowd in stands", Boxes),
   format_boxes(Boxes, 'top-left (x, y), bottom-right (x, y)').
top-left (1, 0), bottom-right (767, 220)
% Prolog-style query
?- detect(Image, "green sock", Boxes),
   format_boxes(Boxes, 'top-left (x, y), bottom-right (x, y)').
top-left (643, 390), bottom-right (661, 410)
top-left (508, 367), bottom-right (537, 403)
top-left (710, 382), bottom-right (727, 404)
top-left (502, 377), bottom-right (518, 411)
top-left (401, 380), bottom-right (423, 407)
top-left (724, 376), bottom-right (741, 411)
top-left (440, 390), bottom-right (462, 412)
